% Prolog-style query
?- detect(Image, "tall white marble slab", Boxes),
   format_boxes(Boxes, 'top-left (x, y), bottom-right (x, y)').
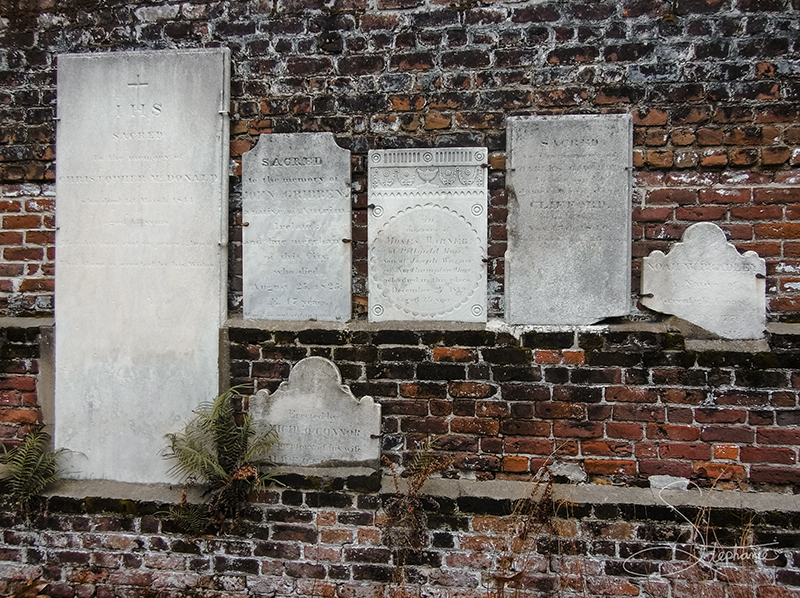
top-left (249, 357), bottom-right (381, 469)
top-left (506, 115), bottom-right (632, 325)
top-left (368, 148), bottom-right (488, 322)
top-left (55, 49), bottom-right (229, 483)
top-left (641, 222), bottom-right (766, 339)
top-left (242, 133), bottom-right (351, 321)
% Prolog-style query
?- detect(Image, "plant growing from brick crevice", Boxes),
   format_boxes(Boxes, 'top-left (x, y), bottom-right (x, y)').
top-left (0, 427), bottom-right (65, 513)
top-left (382, 437), bottom-right (453, 597)
top-left (164, 387), bottom-right (278, 534)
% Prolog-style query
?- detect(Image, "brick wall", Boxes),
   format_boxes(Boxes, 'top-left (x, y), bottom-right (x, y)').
top-left (1, 2), bottom-right (800, 594)
top-left (1, 483), bottom-right (799, 598)
top-left (0, 326), bottom-right (41, 444)
top-left (0, 1), bottom-right (798, 316)
top-left (229, 325), bottom-right (800, 491)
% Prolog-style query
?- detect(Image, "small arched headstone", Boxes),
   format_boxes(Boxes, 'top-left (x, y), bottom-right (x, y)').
top-left (641, 222), bottom-right (766, 339)
top-left (249, 357), bottom-right (381, 469)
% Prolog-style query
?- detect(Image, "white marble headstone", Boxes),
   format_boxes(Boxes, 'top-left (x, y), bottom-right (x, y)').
top-left (506, 114), bottom-right (632, 325)
top-left (641, 222), bottom-right (766, 339)
top-left (242, 133), bottom-right (351, 321)
top-left (55, 49), bottom-right (229, 483)
top-left (368, 148), bottom-right (487, 322)
top-left (249, 357), bottom-right (381, 468)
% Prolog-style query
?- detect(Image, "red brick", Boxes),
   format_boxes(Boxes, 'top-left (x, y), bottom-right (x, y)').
top-left (613, 405), bottom-right (665, 422)
top-left (646, 150), bottom-right (674, 168)
top-left (632, 207), bottom-right (673, 222)
top-left (763, 147), bottom-right (792, 165)
top-left (581, 440), bottom-right (632, 456)
top-left (750, 466), bottom-right (800, 486)
top-left (450, 418), bottom-right (499, 436)
top-left (757, 428), bottom-right (800, 445)
top-left (638, 460), bottom-right (692, 478)
top-left (755, 222), bottom-right (800, 239)
top-left (3, 247), bottom-right (43, 261)
top-left (0, 408), bottom-right (38, 424)
top-left (401, 417), bottom-right (448, 434)
top-left (504, 438), bottom-right (554, 454)
top-left (584, 459), bottom-right (636, 475)
top-left (771, 297), bottom-right (800, 311)
top-left (714, 444), bottom-right (739, 460)
top-left (18, 278), bottom-right (53, 292)
top-left (0, 377), bottom-right (36, 392)
top-left (646, 424), bottom-right (700, 441)
top-left (695, 408), bottom-right (746, 423)
top-left (0, 231), bottom-right (23, 245)
top-left (448, 381), bottom-right (493, 398)
top-left (632, 108), bottom-right (668, 126)
top-left (399, 383), bottom-right (446, 399)
top-left (433, 347), bottom-right (476, 362)
top-left (646, 188), bottom-right (698, 205)
top-left (476, 400), bottom-right (508, 418)
top-left (696, 128), bottom-right (724, 145)
top-left (698, 188), bottom-right (751, 204)
top-left (676, 205), bottom-right (728, 220)
top-left (730, 149), bottom-right (759, 166)
top-left (736, 241), bottom-right (780, 256)
top-left (553, 421), bottom-right (602, 438)
top-left (2, 215), bottom-right (40, 229)
top-left (502, 455), bottom-right (529, 472)
top-left (606, 386), bottom-right (658, 403)
top-left (731, 205), bottom-right (783, 220)
top-left (739, 446), bottom-right (796, 464)
top-left (699, 426), bottom-right (754, 443)
top-left (754, 188), bottom-right (800, 204)
top-left (229, 139), bottom-right (252, 157)
top-left (659, 443), bottom-right (712, 460)
top-left (694, 461), bottom-right (747, 481)
top-left (606, 422), bottom-right (643, 440)
top-left (535, 402), bottom-right (585, 419)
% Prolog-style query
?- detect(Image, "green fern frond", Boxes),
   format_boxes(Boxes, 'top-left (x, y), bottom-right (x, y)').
top-left (168, 502), bottom-right (211, 536)
top-left (163, 386), bottom-right (278, 532)
top-left (0, 429), bottom-right (65, 511)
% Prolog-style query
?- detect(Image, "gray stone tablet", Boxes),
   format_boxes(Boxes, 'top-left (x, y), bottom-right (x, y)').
top-left (54, 49), bottom-right (229, 483)
top-left (368, 148), bottom-right (488, 322)
top-left (641, 222), bottom-right (766, 339)
top-left (506, 115), bottom-right (632, 325)
top-left (249, 357), bottom-right (381, 469)
top-left (242, 133), bottom-right (351, 321)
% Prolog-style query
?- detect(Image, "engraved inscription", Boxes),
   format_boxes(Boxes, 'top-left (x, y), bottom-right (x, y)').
top-left (242, 133), bottom-right (351, 321)
top-left (506, 115), bottom-right (631, 325)
top-left (249, 357), bottom-right (381, 468)
top-left (371, 205), bottom-right (482, 317)
top-left (368, 147), bottom-right (488, 323)
top-left (54, 49), bottom-right (228, 484)
top-left (641, 222), bottom-right (766, 339)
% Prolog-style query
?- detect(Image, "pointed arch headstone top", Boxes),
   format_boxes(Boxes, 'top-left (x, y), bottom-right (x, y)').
top-left (249, 357), bottom-right (381, 469)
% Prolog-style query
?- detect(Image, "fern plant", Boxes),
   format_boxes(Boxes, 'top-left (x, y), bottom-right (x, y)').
top-left (0, 428), bottom-right (64, 512)
top-left (164, 387), bottom-right (278, 533)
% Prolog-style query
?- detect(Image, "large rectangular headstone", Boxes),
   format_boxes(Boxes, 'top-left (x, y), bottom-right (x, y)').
top-left (368, 148), bottom-right (488, 322)
top-left (506, 115), bottom-right (632, 325)
top-left (242, 133), bottom-right (351, 321)
top-left (55, 49), bottom-right (229, 483)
